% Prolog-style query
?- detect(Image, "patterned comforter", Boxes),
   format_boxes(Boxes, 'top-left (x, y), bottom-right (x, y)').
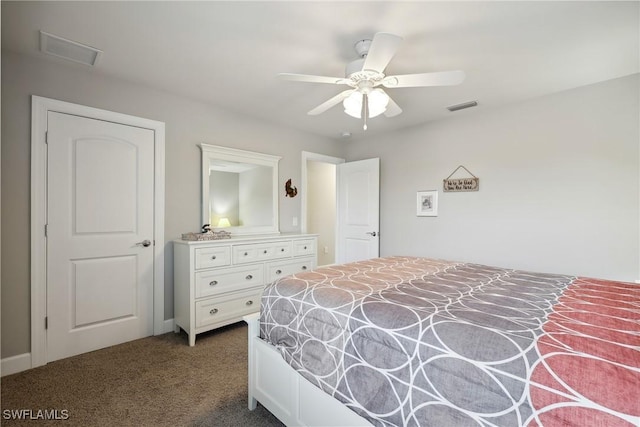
top-left (259, 256), bottom-right (640, 427)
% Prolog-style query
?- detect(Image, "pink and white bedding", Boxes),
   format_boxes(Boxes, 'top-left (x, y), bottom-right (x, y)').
top-left (259, 256), bottom-right (640, 426)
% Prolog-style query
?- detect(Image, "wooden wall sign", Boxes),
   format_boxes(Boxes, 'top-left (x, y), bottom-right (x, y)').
top-left (443, 165), bottom-right (479, 192)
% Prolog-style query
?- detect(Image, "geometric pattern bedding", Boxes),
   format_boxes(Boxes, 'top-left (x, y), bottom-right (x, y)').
top-left (259, 256), bottom-right (640, 427)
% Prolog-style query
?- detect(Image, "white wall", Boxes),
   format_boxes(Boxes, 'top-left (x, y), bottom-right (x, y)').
top-left (346, 74), bottom-right (639, 282)
top-left (0, 51), bottom-right (345, 358)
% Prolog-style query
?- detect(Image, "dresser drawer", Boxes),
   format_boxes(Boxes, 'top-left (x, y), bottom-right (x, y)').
top-left (195, 265), bottom-right (263, 299)
top-left (266, 257), bottom-right (316, 283)
top-left (292, 239), bottom-right (316, 257)
top-left (195, 246), bottom-right (231, 270)
top-left (233, 241), bottom-right (291, 264)
top-left (195, 289), bottom-right (262, 328)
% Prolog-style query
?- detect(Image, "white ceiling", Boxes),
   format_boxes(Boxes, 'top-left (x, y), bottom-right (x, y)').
top-left (2, 1), bottom-right (638, 140)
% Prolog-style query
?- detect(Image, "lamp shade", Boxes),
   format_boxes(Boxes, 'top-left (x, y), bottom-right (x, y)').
top-left (343, 89), bottom-right (389, 119)
top-left (368, 89), bottom-right (389, 118)
top-left (343, 92), bottom-right (363, 118)
top-left (217, 217), bottom-right (231, 228)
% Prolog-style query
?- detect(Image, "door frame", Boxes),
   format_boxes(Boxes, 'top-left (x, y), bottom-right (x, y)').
top-left (30, 95), bottom-right (166, 367)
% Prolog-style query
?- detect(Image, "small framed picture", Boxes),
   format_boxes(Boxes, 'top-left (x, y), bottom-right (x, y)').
top-left (417, 190), bottom-right (438, 217)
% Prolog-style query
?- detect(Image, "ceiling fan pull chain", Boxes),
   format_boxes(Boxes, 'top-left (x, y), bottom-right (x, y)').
top-left (363, 93), bottom-right (369, 130)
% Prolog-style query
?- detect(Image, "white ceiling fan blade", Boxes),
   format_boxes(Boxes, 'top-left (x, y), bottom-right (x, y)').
top-left (308, 89), bottom-right (355, 116)
top-left (384, 95), bottom-right (402, 117)
top-left (362, 32), bottom-right (403, 74)
top-left (278, 73), bottom-right (350, 85)
top-left (382, 70), bottom-right (465, 88)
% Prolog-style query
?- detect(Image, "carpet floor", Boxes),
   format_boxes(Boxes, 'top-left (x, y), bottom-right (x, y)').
top-left (1, 323), bottom-right (285, 426)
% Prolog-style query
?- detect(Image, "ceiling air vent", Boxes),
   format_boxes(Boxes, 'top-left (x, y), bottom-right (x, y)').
top-left (447, 101), bottom-right (478, 112)
top-left (39, 31), bottom-right (102, 66)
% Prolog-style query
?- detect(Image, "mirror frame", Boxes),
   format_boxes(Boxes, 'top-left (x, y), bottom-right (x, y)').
top-left (200, 143), bottom-right (281, 235)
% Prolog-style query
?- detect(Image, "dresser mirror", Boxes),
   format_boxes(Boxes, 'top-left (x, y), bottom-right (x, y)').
top-left (201, 144), bottom-right (281, 235)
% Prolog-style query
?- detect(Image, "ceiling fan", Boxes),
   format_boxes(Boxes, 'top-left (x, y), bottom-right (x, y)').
top-left (278, 32), bottom-right (465, 130)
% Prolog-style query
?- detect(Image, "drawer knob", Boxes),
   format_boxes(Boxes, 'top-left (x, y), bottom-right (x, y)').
top-left (280, 248), bottom-right (285, 252)
top-left (246, 274), bottom-right (253, 280)
top-left (209, 308), bottom-right (218, 315)
top-left (209, 280), bottom-right (218, 286)
top-left (304, 246), bottom-right (307, 250)
top-left (276, 269), bottom-right (282, 275)
top-left (302, 266), bottom-right (307, 270)
top-left (211, 255), bottom-right (216, 260)
top-left (246, 300), bottom-right (253, 306)
top-left (263, 250), bottom-right (268, 254)
top-left (244, 252), bottom-right (248, 256)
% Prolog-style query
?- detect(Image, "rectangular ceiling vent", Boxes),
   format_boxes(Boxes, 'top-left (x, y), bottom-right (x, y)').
top-left (39, 31), bottom-right (102, 67)
top-left (447, 101), bottom-right (478, 112)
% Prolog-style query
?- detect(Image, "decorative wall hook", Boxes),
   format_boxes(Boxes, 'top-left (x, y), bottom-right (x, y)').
top-left (285, 179), bottom-right (298, 198)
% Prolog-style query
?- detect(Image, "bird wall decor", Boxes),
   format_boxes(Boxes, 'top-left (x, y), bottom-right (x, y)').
top-left (285, 179), bottom-right (298, 198)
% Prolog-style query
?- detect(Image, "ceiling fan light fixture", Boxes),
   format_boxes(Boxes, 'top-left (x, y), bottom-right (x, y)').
top-left (343, 92), bottom-right (363, 118)
top-left (343, 89), bottom-right (389, 119)
top-left (368, 89), bottom-right (389, 118)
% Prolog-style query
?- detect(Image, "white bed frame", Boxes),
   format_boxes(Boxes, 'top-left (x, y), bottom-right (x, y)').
top-left (244, 313), bottom-right (372, 426)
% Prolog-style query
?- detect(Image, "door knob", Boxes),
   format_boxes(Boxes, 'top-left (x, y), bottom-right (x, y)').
top-left (366, 231), bottom-right (377, 237)
top-left (136, 239), bottom-right (152, 247)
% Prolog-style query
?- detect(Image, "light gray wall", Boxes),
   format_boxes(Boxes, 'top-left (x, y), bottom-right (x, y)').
top-left (307, 161), bottom-right (336, 266)
top-left (3, 48), bottom-right (638, 359)
top-left (346, 74), bottom-right (639, 282)
top-left (1, 51), bottom-right (345, 358)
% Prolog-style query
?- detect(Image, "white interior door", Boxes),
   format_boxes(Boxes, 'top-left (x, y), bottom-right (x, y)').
top-left (336, 158), bottom-right (380, 264)
top-left (46, 111), bottom-right (155, 362)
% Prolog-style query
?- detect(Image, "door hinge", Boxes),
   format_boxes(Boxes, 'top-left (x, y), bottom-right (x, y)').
top-left (44, 224), bottom-right (48, 237)
top-left (45, 317), bottom-right (48, 330)
top-left (45, 131), bottom-right (48, 144)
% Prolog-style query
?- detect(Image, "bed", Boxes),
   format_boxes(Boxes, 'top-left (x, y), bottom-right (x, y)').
top-left (245, 256), bottom-right (640, 426)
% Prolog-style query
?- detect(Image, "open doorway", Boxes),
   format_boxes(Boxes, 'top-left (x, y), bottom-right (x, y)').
top-left (301, 152), bottom-right (344, 267)
top-left (302, 152), bottom-right (380, 266)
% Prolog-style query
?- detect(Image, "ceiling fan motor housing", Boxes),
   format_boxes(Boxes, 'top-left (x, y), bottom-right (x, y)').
top-left (345, 58), bottom-right (366, 78)
top-left (346, 39), bottom-right (372, 78)
top-left (346, 39), bottom-right (385, 82)
top-left (354, 39), bottom-right (371, 57)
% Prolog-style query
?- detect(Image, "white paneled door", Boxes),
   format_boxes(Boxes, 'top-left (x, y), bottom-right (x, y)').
top-left (336, 158), bottom-right (380, 264)
top-left (46, 111), bottom-right (155, 362)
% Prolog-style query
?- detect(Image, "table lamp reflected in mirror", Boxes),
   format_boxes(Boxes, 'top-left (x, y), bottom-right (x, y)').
top-left (217, 217), bottom-right (231, 228)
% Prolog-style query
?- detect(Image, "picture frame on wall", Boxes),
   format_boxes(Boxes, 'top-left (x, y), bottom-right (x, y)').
top-left (417, 190), bottom-right (438, 217)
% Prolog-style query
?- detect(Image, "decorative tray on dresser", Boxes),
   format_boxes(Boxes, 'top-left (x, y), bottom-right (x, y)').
top-left (173, 233), bottom-right (317, 346)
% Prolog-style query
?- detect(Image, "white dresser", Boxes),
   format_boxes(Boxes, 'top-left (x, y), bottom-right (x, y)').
top-left (174, 234), bottom-right (317, 346)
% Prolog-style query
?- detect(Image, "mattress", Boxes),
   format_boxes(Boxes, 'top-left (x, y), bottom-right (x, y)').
top-left (259, 256), bottom-right (640, 426)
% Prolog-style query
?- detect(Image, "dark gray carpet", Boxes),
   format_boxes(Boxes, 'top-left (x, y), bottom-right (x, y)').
top-left (1, 323), bottom-right (285, 426)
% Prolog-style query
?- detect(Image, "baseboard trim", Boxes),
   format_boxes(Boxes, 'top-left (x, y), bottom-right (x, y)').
top-left (1, 353), bottom-right (32, 377)
top-left (2, 321), bottom-right (174, 377)
top-left (162, 318), bottom-right (175, 334)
